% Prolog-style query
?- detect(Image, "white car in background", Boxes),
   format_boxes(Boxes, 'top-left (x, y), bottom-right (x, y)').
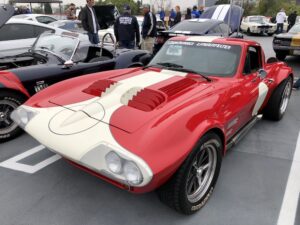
top-left (241, 16), bottom-right (277, 36)
top-left (0, 18), bottom-right (67, 57)
top-left (12, 14), bottom-right (57, 24)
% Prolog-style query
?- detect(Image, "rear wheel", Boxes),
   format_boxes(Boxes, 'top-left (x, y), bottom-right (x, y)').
top-left (157, 132), bottom-right (222, 214)
top-left (263, 76), bottom-right (292, 121)
top-left (0, 91), bottom-right (26, 142)
top-left (276, 51), bottom-right (288, 61)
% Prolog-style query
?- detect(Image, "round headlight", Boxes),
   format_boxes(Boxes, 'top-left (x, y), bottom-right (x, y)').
top-left (123, 161), bottom-right (143, 185)
top-left (18, 108), bottom-right (29, 124)
top-left (105, 151), bottom-right (122, 174)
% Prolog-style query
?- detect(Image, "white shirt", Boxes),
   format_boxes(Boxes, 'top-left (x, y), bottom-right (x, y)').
top-left (88, 6), bottom-right (97, 33)
top-left (276, 11), bottom-right (286, 24)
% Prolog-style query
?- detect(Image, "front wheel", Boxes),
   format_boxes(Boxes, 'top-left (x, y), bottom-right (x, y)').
top-left (157, 132), bottom-right (223, 214)
top-left (0, 91), bottom-right (26, 142)
top-left (263, 76), bottom-right (292, 121)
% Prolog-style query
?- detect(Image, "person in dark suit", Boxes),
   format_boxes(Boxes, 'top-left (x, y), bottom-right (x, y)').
top-left (174, 5), bottom-right (181, 25)
top-left (80, 0), bottom-right (100, 44)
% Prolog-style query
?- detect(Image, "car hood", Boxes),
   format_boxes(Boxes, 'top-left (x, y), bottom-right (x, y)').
top-left (275, 32), bottom-right (300, 39)
top-left (200, 4), bottom-right (244, 32)
top-left (48, 68), bottom-right (211, 133)
top-left (0, 4), bottom-right (14, 29)
top-left (93, 5), bottom-right (119, 29)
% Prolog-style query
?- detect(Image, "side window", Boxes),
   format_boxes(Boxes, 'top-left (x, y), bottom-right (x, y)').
top-left (0, 24), bottom-right (35, 41)
top-left (207, 25), bottom-right (222, 34)
top-left (34, 26), bottom-right (54, 36)
top-left (36, 16), bottom-right (56, 24)
top-left (243, 46), bottom-right (261, 75)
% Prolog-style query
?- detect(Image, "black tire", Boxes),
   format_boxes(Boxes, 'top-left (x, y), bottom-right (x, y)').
top-left (268, 33), bottom-right (274, 36)
top-left (276, 51), bottom-right (288, 61)
top-left (157, 132), bottom-right (223, 214)
top-left (0, 91), bottom-right (26, 142)
top-left (263, 76), bottom-right (292, 121)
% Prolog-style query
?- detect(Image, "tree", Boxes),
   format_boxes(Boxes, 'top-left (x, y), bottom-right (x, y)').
top-left (44, 3), bottom-right (53, 14)
top-left (96, 0), bottom-right (140, 15)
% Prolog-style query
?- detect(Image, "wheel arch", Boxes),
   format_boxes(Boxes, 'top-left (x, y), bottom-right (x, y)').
top-left (0, 87), bottom-right (29, 101)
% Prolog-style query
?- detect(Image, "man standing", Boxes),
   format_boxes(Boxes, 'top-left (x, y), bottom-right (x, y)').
top-left (81, 0), bottom-right (100, 44)
top-left (191, 6), bottom-right (200, 19)
top-left (114, 5), bottom-right (140, 49)
top-left (276, 9), bottom-right (287, 34)
top-left (174, 5), bottom-right (181, 26)
top-left (141, 4), bottom-right (157, 52)
top-left (288, 11), bottom-right (297, 31)
top-left (65, 3), bottom-right (77, 20)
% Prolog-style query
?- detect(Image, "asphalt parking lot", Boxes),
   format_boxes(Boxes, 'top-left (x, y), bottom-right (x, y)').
top-left (0, 35), bottom-right (300, 225)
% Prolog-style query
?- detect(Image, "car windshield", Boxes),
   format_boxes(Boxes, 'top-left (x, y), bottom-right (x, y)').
top-left (289, 24), bottom-right (300, 33)
top-left (249, 16), bottom-right (266, 23)
top-left (149, 40), bottom-right (241, 77)
top-left (170, 20), bottom-right (211, 33)
top-left (33, 33), bottom-right (79, 61)
top-left (49, 20), bottom-right (84, 32)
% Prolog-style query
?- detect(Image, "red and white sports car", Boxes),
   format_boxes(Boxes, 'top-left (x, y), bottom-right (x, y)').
top-left (12, 36), bottom-right (294, 214)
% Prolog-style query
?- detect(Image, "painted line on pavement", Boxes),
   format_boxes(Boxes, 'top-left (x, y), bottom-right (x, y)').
top-left (277, 131), bottom-right (300, 225)
top-left (0, 145), bottom-right (61, 174)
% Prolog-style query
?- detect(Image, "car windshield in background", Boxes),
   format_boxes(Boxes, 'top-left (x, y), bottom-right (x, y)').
top-left (50, 20), bottom-right (84, 32)
top-left (289, 24), bottom-right (300, 33)
top-left (33, 33), bottom-right (79, 61)
top-left (170, 20), bottom-right (212, 33)
top-left (149, 41), bottom-right (241, 77)
top-left (249, 17), bottom-right (266, 23)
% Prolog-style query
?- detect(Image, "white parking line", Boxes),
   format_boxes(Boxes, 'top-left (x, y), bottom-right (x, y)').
top-left (277, 131), bottom-right (300, 225)
top-left (0, 145), bottom-right (61, 174)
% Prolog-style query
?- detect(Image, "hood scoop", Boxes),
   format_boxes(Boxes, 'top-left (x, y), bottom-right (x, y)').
top-left (127, 89), bottom-right (165, 112)
top-left (82, 79), bottom-right (117, 97)
top-left (159, 78), bottom-right (197, 99)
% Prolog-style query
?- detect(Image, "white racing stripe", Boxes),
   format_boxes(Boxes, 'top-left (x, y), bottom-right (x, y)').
top-left (0, 145), bottom-right (61, 174)
top-left (218, 5), bottom-right (230, 21)
top-left (277, 131), bottom-right (300, 225)
top-left (211, 5), bottom-right (223, 20)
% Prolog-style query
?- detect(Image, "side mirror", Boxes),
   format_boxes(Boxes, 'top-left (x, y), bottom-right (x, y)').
top-left (258, 69), bottom-right (267, 79)
top-left (266, 57), bottom-right (278, 64)
top-left (140, 53), bottom-right (153, 66)
top-left (230, 32), bottom-right (244, 39)
top-left (63, 60), bottom-right (74, 68)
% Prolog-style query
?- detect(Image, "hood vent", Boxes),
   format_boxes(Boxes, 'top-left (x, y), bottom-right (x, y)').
top-left (128, 89), bottom-right (165, 112)
top-left (82, 79), bottom-right (117, 97)
top-left (159, 78), bottom-right (197, 98)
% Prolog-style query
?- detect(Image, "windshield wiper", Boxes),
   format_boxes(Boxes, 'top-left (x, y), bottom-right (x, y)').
top-left (157, 62), bottom-right (183, 68)
top-left (171, 67), bottom-right (212, 82)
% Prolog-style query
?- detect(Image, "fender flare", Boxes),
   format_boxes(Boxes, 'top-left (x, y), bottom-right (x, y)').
top-left (0, 71), bottom-right (30, 98)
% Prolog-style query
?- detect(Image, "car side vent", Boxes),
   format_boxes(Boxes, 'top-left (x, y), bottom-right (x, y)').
top-left (83, 80), bottom-right (117, 97)
top-left (128, 89), bottom-right (165, 112)
top-left (159, 78), bottom-right (197, 98)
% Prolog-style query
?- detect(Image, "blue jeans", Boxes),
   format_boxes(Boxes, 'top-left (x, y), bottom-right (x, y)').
top-left (119, 40), bottom-right (135, 49)
top-left (276, 23), bottom-right (284, 34)
top-left (88, 33), bottom-right (99, 44)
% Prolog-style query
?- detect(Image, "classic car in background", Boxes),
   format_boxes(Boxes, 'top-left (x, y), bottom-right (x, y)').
top-left (153, 4), bottom-right (244, 54)
top-left (0, 31), bottom-right (150, 142)
top-left (12, 36), bottom-right (293, 214)
top-left (240, 16), bottom-right (276, 36)
top-left (273, 23), bottom-right (300, 60)
top-left (0, 5), bottom-right (67, 58)
top-left (12, 13), bottom-right (57, 24)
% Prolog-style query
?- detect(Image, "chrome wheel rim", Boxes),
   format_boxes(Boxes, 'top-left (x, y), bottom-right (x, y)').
top-left (186, 140), bottom-right (217, 203)
top-left (0, 100), bottom-right (19, 135)
top-left (280, 81), bottom-right (292, 115)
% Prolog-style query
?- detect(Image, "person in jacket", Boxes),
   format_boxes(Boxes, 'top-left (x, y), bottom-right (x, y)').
top-left (141, 4), bottom-right (157, 52)
top-left (81, 0), bottom-right (100, 44)
top-left (288, 11), bottom-right (297, 31)
top-left (185, 8), bottom-right (191, 20)
top-left (174, 5), bottom-right (181, 25)
top-left (169, 9), bottom-right (176, 27)
top-left (114, 5), bottom-right (140, 49)
top-left (276, 9), bottom-right (287, 34)
top-left (191, 6), bottom-right (200, 18)
top-left (65, 3), bottom-right (77, 20)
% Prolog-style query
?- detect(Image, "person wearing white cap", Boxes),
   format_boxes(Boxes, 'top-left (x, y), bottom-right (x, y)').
top-left (276, 8), bottom-right (287, 34)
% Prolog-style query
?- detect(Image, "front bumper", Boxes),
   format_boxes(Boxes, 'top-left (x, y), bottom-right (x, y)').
top-left (19, 104), bottom-right (153, 188)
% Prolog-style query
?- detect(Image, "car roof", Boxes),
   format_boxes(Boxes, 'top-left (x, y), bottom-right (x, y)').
top-left (187, 18), bottom-right (222, 24)
top-left (168, 35), bottom-right (260, 47)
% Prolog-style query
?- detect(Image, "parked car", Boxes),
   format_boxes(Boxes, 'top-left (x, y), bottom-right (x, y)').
top-left (12, 14), bottom-right (57, 24)
top-left (0, 31), bottom-right (150, 142)
top-left (273, 23), bottom-right (300, 60)
top-left (153, 4), bottom-right (243, 54)
top-left (0, 14), bottom-right (67, 58)
top-left (12, 36), bottom-right (293, 214)
top-left (240, 16), bottom-right (276, 36)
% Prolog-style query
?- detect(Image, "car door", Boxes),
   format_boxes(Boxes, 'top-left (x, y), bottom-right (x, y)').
top-left (238, 46), bottom-right (267, 127)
